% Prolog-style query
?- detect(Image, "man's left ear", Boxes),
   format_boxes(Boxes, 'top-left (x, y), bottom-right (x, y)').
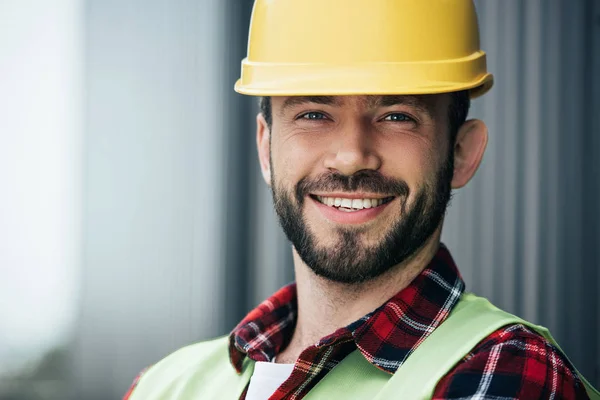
top-left (451, 119), bottom-right (488, 189)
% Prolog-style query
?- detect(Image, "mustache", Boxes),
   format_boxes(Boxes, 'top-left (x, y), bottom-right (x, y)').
top-left (296, 170), bottom-right (410, 204)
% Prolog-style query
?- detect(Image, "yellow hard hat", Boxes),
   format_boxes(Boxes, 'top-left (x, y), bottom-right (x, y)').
top-left (235, 0), bottom-right (493, 98)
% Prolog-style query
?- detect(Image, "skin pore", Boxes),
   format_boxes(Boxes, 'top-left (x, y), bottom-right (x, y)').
top-left (256, 94), bottom-right (488, 364)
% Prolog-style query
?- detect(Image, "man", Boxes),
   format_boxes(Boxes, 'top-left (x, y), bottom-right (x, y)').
top-left (125, 0), bottom-right (599, 399)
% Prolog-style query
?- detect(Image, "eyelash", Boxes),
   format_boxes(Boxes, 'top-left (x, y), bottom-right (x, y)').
top-left (382, 113), bottom-right (415, 123)
top-left (299, 112), bottom-right (328, 121)
top-left (297, 111), bottom-right (415, 123)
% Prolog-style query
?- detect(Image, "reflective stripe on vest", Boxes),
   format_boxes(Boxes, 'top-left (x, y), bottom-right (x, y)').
top-left (128, 293), bottom-right (600, 399)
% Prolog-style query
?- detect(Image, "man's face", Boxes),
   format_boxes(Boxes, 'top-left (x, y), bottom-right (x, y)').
top-left (265, 95), bottom-right (455, 284)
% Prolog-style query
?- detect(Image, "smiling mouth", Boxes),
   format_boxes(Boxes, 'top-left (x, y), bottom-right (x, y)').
top-left (310, 195), bottom-right (395, 212)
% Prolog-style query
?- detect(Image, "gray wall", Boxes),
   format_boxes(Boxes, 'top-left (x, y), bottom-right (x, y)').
top-left (445, 0), bottom-right (600, 383)
top-left (0, 1), bottom-right (83, 399)
top-left (72, 1), bottom-right (600, 398)
top-left (74, 1), bottom-right (232, 398)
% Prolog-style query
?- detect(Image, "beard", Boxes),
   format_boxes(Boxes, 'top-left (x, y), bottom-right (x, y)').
top-left (271, 155), bottom-right (454, 284)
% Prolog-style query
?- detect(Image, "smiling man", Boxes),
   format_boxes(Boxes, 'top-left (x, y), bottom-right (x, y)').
top-left (124, 1), bottom-right (599, 399)
top-left (266, 94), bottom-right (461, 288)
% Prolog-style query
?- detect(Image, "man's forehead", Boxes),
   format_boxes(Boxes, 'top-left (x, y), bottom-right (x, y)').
top-left (278, 94), bottom-right (439, 114)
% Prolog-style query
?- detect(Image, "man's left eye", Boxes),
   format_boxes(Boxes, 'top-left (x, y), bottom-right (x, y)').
top-left (300, 112), bottom-right (327, 120)
top-left (383, 113), bottom-right (413, 122)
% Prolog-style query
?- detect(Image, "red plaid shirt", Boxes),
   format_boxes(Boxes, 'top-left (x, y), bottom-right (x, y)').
top-left (229, 245), bottom-right (588, 399)
top-left (126, 245), bottom-right (589, 399)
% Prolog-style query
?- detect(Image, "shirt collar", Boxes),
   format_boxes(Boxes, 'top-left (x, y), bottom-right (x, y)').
top-left (229, 244), bottom-right (465, 373)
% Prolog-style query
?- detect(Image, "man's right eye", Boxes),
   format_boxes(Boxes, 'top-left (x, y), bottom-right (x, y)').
top-left (299, 112), bottom-right (327, 120)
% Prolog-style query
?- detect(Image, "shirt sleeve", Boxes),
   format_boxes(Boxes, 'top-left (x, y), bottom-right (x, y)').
top-left (432, 324), bottom-right (590, 400)
top-left (123, 366), bottom-right (152, 400)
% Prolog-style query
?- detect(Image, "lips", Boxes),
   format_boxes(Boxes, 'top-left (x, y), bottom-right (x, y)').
top-left (309, 194), bottom-right (395, 224)
top-left (312, 195), bottom-right (395, 211)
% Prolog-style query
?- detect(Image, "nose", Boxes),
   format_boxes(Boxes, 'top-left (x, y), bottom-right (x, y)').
top-left (323, 123), bottom-right (382, 176)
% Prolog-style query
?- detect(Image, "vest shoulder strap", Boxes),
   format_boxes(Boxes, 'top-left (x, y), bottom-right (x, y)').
top-left (127, 336), bottom-right (255, 400)
top-left (303, 348), bottom-right (390, 399)
top-left (373, 293), bottom-right (600, 400)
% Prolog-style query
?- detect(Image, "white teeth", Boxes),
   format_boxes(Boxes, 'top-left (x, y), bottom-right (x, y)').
top-left (340, 198), bottom-right (352, 208)
top-left (315, 195), bottom-right (390, 210)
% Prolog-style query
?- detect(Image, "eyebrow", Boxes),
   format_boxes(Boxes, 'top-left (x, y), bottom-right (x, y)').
top-left (280, 96), bottom-right (340, 113)
top-left (279, 94), bottom-right (435, 118)
top-left (365, 95), bottom-right (434, 118)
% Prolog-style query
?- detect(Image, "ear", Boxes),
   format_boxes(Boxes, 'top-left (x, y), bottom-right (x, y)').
top-left (451, 119), bottom-right (488, 189)
top-left (256, 112), bottom-right (272, 186)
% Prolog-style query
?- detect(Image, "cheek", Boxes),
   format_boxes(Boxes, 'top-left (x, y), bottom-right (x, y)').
top-left (272, 132), bottom-right (325, 185)
top-left (271, 134), bottom-right (318, 192)
top-left (378, 136), bottom-right (438, 189)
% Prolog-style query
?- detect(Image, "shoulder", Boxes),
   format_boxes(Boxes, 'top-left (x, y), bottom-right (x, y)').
top-left (144, 335), bottom-right (230, 378)
top-left (432, 324), bottom-right (589, 399)
top-left (123, 336), bottom-right (230, 400)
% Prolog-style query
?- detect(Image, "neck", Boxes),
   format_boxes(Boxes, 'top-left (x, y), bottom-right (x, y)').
top-left (275, 229), bottom-right (442, 364)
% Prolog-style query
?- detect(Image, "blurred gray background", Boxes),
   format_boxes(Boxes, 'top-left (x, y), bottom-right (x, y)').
top-left (1, 0), bottom-right (599, 399)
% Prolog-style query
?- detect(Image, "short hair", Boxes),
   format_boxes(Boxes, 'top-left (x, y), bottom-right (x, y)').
top-left (259, 91), bottom-right (470, 143)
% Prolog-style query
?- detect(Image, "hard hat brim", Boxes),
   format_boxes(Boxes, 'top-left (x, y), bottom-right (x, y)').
top-left (235, 53), bottom-right (493, 99)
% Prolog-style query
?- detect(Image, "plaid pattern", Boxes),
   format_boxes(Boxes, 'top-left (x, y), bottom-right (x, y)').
top-left (434, 323), bottom-right (589, 399)
top-left (124, 244), bottom-right (589, 399)
top-left (230, 244), bottom-right (589, 400)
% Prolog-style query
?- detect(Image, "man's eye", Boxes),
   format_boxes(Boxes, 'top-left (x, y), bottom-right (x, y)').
top-left (383, 113), bottom-right (413, 122)
top-left (300, 112), bottom-right (327, 120)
